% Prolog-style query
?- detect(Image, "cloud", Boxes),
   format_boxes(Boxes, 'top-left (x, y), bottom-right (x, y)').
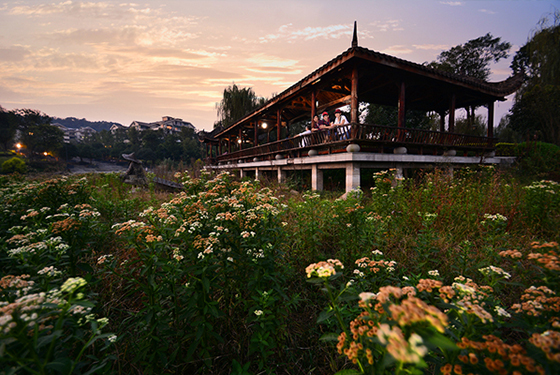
top-left (370, 20), bottom-right (403, 33)
top-left (0, 46), bottom-right (30, 61)
top-left (478, 9), bottom-right (496, 15)
top-left (413, 44), bottom-right (449, 51)
top-left (440, 1), bottom-right (463, 6)
top-left (381, 45), bottom-right (413, 56)
top-left (259, 24), bottom-right (352, 43)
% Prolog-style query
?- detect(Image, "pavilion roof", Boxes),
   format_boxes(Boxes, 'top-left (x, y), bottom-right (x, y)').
top-left (214, 44), bottom-right (523, 139)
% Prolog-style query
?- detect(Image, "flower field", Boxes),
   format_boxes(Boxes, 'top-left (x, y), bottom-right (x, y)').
top-left (1, 168), bottom-right (559, 374)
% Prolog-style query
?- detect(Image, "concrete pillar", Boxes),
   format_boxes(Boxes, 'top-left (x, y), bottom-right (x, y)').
top-left (239, 168), bottom-right (245, 179)
top-left (395, 167), bottom-right (404, 179)
top-left (447, 166), bottom-right (454, 178)
top-left (311, 164), bottom-right (323, 191)
top-left (255, 168), bottom-right (260, 181)
top-left (345, 162), bottom-right (360, 193)
top-left (277, 167), bottom-right (286, 184)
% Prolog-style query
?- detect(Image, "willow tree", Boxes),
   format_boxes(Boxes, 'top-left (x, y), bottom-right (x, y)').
top-left (215, 84), bottom-right (265, 129)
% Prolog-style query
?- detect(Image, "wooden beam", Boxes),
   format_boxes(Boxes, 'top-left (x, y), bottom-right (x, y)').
top-left (318, 95), bottom-right (352, 113)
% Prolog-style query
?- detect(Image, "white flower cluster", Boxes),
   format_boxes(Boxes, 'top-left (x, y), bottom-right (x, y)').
top-left (97, 254), bottom-right (113, 265)
top-left (37, 266), bottom-right (62, 277)
top-left (60, 277), bottom-right (87, 294)
top-left (478, 265), bottom-right (511, 279)
top-left (481, 213), bottom-right (508, 225)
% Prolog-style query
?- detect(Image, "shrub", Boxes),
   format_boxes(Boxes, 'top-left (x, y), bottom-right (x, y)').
top-left (2, 157), bottom-right (26, 174)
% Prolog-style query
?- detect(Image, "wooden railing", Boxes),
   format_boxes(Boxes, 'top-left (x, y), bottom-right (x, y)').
top-left (209, 123), bottom-right (495, 164)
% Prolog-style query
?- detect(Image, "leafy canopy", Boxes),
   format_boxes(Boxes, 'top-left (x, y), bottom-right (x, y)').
top-left (426, 32), bottom-right (511, 80)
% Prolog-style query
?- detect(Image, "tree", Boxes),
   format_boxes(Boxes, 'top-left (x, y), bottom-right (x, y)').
top-left (508, 12), bottom-right (560, 145)
top-left (215, 84), bottom-right (265, 128)
top-left (16, 109), bottom-right (64, 157)
top-left (427, 33), bottom-right (511, 127)
top-left (0, 106), bottom-right (19, 151)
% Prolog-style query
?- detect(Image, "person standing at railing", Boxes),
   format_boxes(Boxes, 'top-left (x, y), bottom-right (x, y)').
top-left (333, 109), bottom-right (349, 139)
top-left (311, 115), bottom-right (321, 132)
top-left (318, 111), bottom-right (333, 142)
top-left (297, 125), bottom-right (312, 147)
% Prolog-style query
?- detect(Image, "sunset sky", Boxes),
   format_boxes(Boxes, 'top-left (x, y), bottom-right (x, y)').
top-left (0, 1), bottom-right (558, 131)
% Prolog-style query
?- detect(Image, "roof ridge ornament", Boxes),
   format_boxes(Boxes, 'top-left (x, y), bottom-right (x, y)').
top-left (352, 21), bottom-right (358, 48)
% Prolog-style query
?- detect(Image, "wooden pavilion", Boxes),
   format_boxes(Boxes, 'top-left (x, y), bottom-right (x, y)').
top-left (201, 23), bottom-right (522, 192)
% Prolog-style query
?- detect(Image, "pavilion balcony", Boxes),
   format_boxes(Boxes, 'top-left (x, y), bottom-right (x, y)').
top-left (206, 123), bottom-right (495, 166)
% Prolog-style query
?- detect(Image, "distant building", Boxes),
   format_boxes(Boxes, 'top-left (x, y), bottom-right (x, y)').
top-left (110, 124), bottom-right (126, 134)
top-left (75, 126), bottom-right (96, 142)
top-left (53, 123), bottom-right (78, 143)
top-left (128, 116), bottom-right (195, 134)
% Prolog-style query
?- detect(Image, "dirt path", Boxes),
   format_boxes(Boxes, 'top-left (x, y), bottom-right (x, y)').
top-left (67, 160), bottom-right (128, 174)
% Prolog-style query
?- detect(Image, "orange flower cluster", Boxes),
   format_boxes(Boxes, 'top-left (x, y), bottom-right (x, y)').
top-left (439, 285), bottom-right (456, 303)
top-left (348, 311), bottom-right (378, 341)
top-left (354, 257), bottom-right (396, 274)
top-left (529, 330), bottom-right (560, 363)
top-left (0, 274), bottom-right (33, 291)
top-left (388, 296), bottom-right (448, 333)
top-left (456, 335), bottom-right (544, 375)
top-left (51, 217), bottom-right (81, 234)
top-left (498, 249), bottom-right (523, 259)
top-left (511, 286), bottom-right (560, 317)
top-left (528, 242), bottom-right (560, 271)
top-left (416, 278), bottom-right (443, 293)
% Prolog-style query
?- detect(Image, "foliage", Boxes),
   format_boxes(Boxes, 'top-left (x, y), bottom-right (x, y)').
top-left (308, 240), bottom-right (560, 375)
top-left (215, 84), bottom-right (266, 129)
top-left (2, 156), bottom-right (26, 174)
top-left (0, 105), bottom-right (19, 151)
top-left (1, 168), bottom-right (560, 374)
top-left (513, 142), bottom-right (560, 180)
top-left (97, 171), bottom-right (295, 373)
top-left (364, 104), bottom-right (434, 130)
top-left (0, 176), bottom-right (116, 374)
top-left (509, 12), bottom-right (560, 146)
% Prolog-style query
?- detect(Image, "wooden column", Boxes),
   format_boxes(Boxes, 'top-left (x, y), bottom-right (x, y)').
top-left (487, 101), bottom-right (494, 139)
top-left (449, 94), bottom-right (456, 133)
top-left (277, 109), bottom-right (281, 141)
top-left (439, 111), bottom-right (445, 132)
top-left (398, 81), bottom-right (406, 128)
top-left (351, 65), bottom-right (359, 124)
top-left (228, 137), bottom-right (231, 153)
top-left (311, 89), bottom-right (317, 121)
top-left (218, 140), bottom-right (222, 155)
top-left (239, 128), bottom-right (243, 150)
